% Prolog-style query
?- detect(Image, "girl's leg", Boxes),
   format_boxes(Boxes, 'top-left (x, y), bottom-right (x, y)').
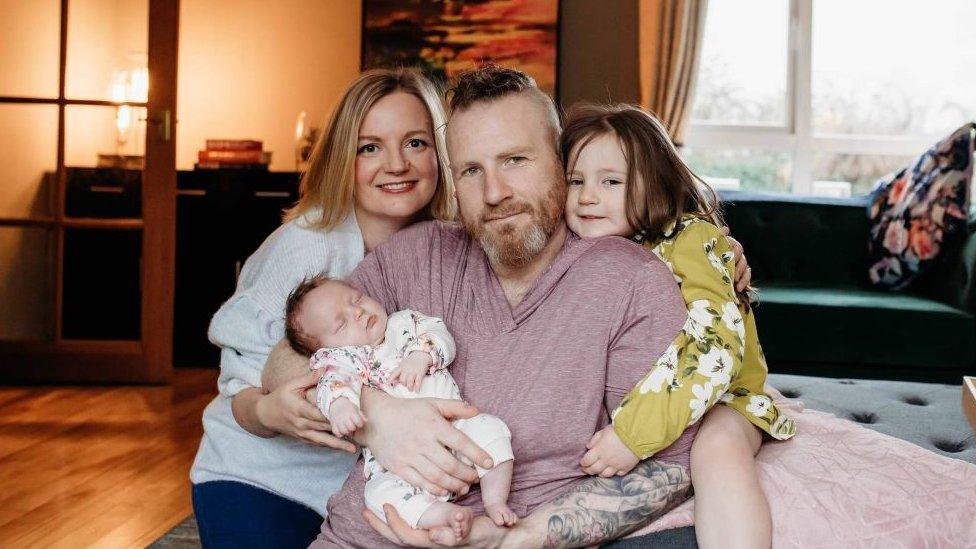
top-left (690, 405), bottom-right (768, 549)
top-left (191, 480), bottom-right (323, 549)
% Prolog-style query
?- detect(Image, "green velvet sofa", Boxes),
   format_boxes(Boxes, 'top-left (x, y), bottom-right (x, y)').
top-left (721, 191), bottom-right (976, 383)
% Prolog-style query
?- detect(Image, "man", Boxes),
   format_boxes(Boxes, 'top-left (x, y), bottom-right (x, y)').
top-left (306, 65), bottom-right (698, 548)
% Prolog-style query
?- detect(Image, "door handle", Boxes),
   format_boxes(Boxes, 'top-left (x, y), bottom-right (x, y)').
top-left (143, 109), bottom-right (172, 142)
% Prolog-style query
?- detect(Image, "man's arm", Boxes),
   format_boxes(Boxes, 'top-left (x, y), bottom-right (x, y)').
top-left (511, 459), bottom-right (691, 548)
top-left (366, 457), bottom-right (691, 548)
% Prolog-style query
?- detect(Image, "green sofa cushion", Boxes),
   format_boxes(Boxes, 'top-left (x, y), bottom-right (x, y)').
top-left (753, 284), bottom-right (976, 370)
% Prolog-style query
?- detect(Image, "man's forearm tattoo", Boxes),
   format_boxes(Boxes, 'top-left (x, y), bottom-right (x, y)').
top-left (543, 460), bottom-right (691, 548)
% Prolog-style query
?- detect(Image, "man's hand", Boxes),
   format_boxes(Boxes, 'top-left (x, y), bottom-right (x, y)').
top-left (580, 425), bottom-right (639, 477)
top-left (357, 389), bottom-right (493, 497)
top-left (720, 226), bottom-right (751, 292)
top-left (328, 396), bottom-right (367, 438)
top-left (362, 505), bottom-right (509, 549)
top-left (389, 351), bottom-right (432, 392)
top-left (248, 370), bottom-right (358, 452)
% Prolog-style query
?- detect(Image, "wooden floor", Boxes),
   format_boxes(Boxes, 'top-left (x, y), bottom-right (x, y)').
top-left (0, 368), bottom-right (217, 548)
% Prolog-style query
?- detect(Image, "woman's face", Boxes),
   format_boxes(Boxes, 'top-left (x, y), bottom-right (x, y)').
top-left (565, 133), bottom-right (635, 238)
top-left (354, 91), bottom-right (439, 225)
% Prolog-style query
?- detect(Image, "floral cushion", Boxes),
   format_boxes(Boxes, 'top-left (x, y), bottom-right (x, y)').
top-left (867, 123), bottom-right (974, 290)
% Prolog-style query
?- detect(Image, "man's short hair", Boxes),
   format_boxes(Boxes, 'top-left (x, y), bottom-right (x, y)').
top-left (284, 273), bottom-right (333, 356)
top-left (447, 64), bottom-right (562, 148)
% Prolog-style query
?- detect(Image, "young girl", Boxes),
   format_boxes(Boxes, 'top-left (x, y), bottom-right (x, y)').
top-left (560, 103), bottom-right (796, 549)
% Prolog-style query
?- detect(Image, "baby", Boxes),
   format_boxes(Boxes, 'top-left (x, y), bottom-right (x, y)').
top-left (263, 274), bottom-right (516, 538)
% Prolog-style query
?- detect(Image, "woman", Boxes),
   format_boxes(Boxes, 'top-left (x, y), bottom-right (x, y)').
top-left (190, 67), bottom-right (456, 548)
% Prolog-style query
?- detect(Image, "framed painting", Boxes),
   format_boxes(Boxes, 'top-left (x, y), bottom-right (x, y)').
top-left (362, 0), bottom-right (560, 98)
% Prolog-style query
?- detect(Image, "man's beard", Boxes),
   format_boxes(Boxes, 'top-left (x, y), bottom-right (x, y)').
top-left (461, 179), bottom-right (566, 268)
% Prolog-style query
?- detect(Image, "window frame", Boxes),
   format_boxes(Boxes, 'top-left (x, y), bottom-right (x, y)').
top-left (684, 0), bottom-right (944, 195)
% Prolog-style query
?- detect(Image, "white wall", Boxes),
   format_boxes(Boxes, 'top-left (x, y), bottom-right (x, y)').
top-left (177, 0), bottom-right (362, 171)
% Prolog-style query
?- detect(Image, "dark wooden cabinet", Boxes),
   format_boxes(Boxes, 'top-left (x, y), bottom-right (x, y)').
top-left (174, 169), bottom-right (299, 366)
top-left (64, 167), bottom-right (300, 367)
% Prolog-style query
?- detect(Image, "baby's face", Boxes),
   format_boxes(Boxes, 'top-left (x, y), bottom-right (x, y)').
top-left (565, 133), bottom-right (636, 239)
top-left (298, 281), bottom-right (388, 348)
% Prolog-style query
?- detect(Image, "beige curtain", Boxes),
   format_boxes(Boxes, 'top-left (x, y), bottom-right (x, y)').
top-left (639, 0), bottom-right (708, 145)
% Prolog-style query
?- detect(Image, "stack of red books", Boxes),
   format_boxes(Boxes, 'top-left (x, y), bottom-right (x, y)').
top-left (196, 139), bottom-right (271, 170)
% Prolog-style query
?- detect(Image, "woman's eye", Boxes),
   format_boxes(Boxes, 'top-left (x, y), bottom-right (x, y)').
top-left (406, 138), bottom-right (427, 149)
top-left (358, 143), bottom-right (379, 154)
top-left (603, 178), bottom-right (623, 186)
top-left (567, 178), bottom-right (583, 186)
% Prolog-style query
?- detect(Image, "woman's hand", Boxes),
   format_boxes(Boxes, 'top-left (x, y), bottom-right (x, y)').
top-left (720, 226), bottom-right (752, 292)
top-left (358, 389), bottom-right (493, 497)
top-left (363, 505), bottom-right (509, 548)
top-left (252, 370), bottom-right (358, 453)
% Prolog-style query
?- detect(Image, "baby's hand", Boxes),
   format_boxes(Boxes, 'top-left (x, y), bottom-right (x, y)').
top-left (580, 425), bottom-right (639, 477)
top-left (388, 352), bottom-right (431, 392)
top-left (329, 397), bottom-right (366, 438)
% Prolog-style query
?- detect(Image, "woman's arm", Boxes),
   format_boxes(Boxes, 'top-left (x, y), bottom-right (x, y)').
top-left (230, 339), bottom-right (357, 452)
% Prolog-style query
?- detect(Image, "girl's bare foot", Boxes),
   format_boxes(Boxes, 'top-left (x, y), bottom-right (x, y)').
top-left (484, 502), bottom-right (518, 526)
top-left (417, 502), bottom-right (474, 540)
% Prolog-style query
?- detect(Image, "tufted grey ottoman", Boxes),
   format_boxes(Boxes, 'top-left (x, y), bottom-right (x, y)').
top-left (768, 373), bottom-right (976, 464)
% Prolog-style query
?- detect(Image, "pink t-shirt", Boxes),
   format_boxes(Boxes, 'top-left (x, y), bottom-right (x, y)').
top-left (313, 221), bottom-right (695, 548)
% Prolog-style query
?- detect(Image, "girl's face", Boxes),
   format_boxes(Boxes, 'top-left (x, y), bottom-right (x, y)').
top-left (565, 133), bottom-right (635, 238)
top-left (354, 91), bottom-right (439, 225)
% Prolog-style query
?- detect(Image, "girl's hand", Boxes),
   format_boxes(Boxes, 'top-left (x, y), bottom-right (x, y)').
top-left (328, 396), bottom-right (367, 438)
top-left (358, 390), bottom-right (492, 496)
top-left (580, 425), bottom-right (640, 477)
top-left (363, 504), bottom-right (509, 548)
top-left (389, 352), bottom-right (431, 392)
top-left (253, 370), bottom-right (357, 453)
top-left (720, 226), bottom-right (752, 292)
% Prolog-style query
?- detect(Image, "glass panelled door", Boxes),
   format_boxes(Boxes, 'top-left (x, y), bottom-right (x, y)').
top-left (0, 0), bottom-right (177, 383)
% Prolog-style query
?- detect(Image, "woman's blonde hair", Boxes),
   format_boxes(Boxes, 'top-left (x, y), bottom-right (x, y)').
top-left (285, 68), bottom-right (455, 229)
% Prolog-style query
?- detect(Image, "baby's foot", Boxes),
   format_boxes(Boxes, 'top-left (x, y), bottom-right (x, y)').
top-left (484, 502), bottom-right (518, 527)
top-left (417, 502), bottom-right (474, 540)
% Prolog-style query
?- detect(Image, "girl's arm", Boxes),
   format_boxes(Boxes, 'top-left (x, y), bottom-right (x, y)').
top-left (396, 310), bottom-right (457, 371)
top-left (611, 220), bottom-right (747, 460)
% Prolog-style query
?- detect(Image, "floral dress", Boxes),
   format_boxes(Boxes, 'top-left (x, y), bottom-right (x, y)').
top-left (611, 215), bottom-right (795, 459)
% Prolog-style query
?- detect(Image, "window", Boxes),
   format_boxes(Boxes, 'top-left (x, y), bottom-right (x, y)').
top-left (684, 0), bottom-right (976, 197)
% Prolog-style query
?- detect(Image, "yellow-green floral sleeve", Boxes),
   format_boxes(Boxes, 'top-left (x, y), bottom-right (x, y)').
top-left (612, 219), bottom-right (745, 459)
top-left (719, 312), bottom-right (795, 440)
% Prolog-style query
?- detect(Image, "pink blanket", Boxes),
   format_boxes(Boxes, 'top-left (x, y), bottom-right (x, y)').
top-left (632, 390), bottom-right (976, 547)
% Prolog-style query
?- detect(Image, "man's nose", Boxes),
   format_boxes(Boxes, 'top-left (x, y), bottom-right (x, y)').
top-left (483, 169), bottom-right (513, 205)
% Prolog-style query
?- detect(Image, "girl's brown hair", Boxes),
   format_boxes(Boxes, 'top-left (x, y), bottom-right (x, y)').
top-left (285, 68), bottom-right (455, 229)
top-left (560, 102), bottom-right (723, 241)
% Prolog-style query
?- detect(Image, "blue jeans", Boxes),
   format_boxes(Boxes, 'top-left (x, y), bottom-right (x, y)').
top-left (192, 481), bottom-right (324, 549)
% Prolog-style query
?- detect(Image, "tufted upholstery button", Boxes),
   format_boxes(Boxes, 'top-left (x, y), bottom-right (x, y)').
top-left (780, 389), bottom-right (801, 398)
top-left (850, 412), bottom-right (878, 424)
top-left (932, 439), bottom-right (969, 453)
top-left (903, 396), bottom-right (928, 406)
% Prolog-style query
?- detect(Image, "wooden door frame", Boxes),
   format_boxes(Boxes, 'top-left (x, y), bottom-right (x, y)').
top-left (0, 0), bottom-right (178, 384)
